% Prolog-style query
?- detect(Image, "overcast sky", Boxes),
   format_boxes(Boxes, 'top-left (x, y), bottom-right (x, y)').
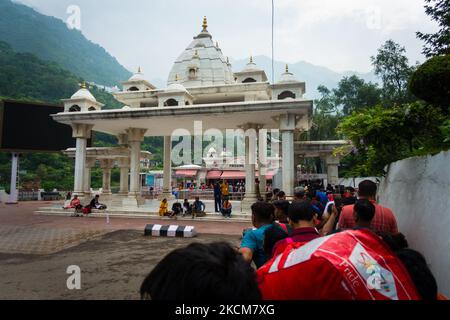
top-left (16, 0), bottom-right (437, 80)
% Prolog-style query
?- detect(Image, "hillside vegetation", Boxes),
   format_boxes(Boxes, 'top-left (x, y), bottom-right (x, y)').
top-left (0, 0), bottom-right (131, 86)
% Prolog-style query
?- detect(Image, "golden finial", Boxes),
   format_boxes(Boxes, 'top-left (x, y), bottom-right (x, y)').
top-left (285, 64), bottom-right (289, 73)
top-left (216, 41), bottom-right (219, 48)
top-left (80, 81), bottom-right (87, 89)
top-left (202, 16), bottom-right (208, 30)
top-left (227, 56), bottom-right (230, 64)
top-left (175, 74), bottom-right (180, 82)
top-left (250, 55), bottom-right (253, 64)
top-left (138, 66), bottom-right (142, 73)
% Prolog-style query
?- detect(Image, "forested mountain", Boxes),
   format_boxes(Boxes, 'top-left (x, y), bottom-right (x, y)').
top-left (0, 41), bottom-right (162, 192)
top-left (0, 0), bottom-right (131, 87)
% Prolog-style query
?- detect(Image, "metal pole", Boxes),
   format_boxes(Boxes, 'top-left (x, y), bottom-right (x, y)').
top-left (7, 153), bottom-right (19, 204)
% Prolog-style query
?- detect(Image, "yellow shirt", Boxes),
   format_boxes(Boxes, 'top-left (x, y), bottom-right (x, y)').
top-left (159, 201), bottom-right (168, 216)
top-left (221, 183), bottom-right (229, 196)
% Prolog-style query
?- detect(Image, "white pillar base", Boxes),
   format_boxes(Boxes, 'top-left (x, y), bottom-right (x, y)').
top-left (241, 194), bottom-right (258, 213)
top-left (122, 195), bottom-right (145, 209)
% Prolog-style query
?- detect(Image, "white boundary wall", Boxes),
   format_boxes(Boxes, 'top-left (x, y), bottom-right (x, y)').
top-left (378, 151), bottom-right (450, 296)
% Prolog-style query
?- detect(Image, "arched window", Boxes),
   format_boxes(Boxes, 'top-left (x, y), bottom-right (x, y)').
top-left (185, 101), bottom-right (190, 106)
top-left (164, 99), bottom-right (179, 107)
top-left (278, 91), bottom-right (296, 100)
top-left (243, 77), bottom-right (257, 83)
top-left (69, 105), bottom-right (81, 112)
top-left (88, 107), bottom-right (96, 111)
top-left (128, 86), bottom-right (139, 92)
top-left (188, 68), bottom-right (197, 79)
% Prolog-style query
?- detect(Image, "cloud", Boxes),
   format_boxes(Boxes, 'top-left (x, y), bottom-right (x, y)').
top-left (15, 0), bottom-right (437, 78)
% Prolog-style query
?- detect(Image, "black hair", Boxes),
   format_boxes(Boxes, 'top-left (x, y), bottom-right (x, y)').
top-left (272, 188), bottom-right (280, 196)
top-left (378, 232), bottom-right (409, 251)
top-left (277, 191), bottom-right (286, 198)
top-left (288, 200), bottom-right (315, 223)
top-left (353, 199), bottom-right (375, 222)
top-left (273, 200), bottom-right (290, 214)
top-left (294, 188), bottom-right (305, 199)
top-left (358, 180), bottom-right (377, 198)
top-left (263, 223), bottom-right (289, 258)
top-left (140, 242), bottom-right (261, 301)
top-left (251, 201), bottom-right (275, 224)
top-left (395, 249), bottom-right (438, 300)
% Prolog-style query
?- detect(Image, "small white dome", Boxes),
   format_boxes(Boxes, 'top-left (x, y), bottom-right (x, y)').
top-left (166, 82), bottom-right (188, 93)
top-left (128, 70), bottom-right (145, 82)
top-left (241, 57), bottom-right (261, 72)
top-left (278, 65), bottom-right (298, 84)
top-left (122, 105), bottom-right (131, 110)
top-left (71, 88), bottom-right (96, 101)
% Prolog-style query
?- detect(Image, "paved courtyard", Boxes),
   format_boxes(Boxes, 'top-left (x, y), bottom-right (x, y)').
top-left (0, 201), bottom-right (249, 299)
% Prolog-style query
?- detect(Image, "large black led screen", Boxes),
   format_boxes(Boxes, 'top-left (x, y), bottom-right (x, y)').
top-left (0, 100), bottom-right (78, 152)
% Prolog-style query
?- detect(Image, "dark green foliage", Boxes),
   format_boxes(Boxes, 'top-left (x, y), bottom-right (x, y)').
top-left (0, 43), bottom-right (160, 191)
top-left (409, 55), bottom-right (450, 110)
top-left (333, 76), bottom-right (382, 115)
top-left (338, 103), bottom-right (449, 176)
top-left (0, 41), bottom-right (79, 103)
top-left (416, 0), bottom-right (450, 57)
top-left (0, 0), bottom-right (131, 86)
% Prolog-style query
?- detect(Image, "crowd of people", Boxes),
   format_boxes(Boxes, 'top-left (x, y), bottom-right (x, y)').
top-left (158, 196), bottom-right (207, 219)
top-left (141, 179), bottom-right (445, 301)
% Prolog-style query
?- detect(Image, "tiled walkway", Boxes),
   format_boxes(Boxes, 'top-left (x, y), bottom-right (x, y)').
top-left (0, 201), bottom-right (251, 255)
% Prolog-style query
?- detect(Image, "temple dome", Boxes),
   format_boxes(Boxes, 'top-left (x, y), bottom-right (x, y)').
top-left (167, 17), bottom-right (234, 87)
top-left (278, 65), bottom-right (298, 84)
top-left (128, 67), bottom-right (146, 81)
top-left (71, 85), bottom-right (96, 101)
top-left (241, 56), bottom-right (260, 72)
top-left (165, 73), bottom-right (189, 93)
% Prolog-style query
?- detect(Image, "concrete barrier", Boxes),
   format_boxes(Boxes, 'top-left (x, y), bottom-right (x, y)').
top-left (378, 150), bottom-right (450, 297)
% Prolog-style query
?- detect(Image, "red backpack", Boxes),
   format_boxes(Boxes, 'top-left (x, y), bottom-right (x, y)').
top-left (257, 229), bottom-right (421, 300)
top-left (82, 206), bottom-right (91, 215)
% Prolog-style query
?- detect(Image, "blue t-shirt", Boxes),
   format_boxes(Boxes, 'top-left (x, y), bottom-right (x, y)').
top-left (240, 224), bottom-right (272, 268)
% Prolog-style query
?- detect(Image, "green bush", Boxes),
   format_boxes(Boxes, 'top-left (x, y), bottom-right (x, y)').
top-left (409, 55), bottom-right (450, 111)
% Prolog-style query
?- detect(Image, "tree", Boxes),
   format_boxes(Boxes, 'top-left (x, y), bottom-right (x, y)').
top-left (337, 102), bottom-right (449, 176)
top-left (417, 0), bottom-right (450, 57)
top-left (409, 54), bottom-right (450, 111)
top-left (371, 40), bottom-right (415, 104)
top-left (333, 75), bottom-right (382, 115)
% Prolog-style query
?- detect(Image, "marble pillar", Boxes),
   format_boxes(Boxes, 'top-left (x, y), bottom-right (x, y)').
top-left (161, 136), bottom-right (173, 199)
top-left (279, 114), bottom-right (297, 198)
top-left (123, 128), bottom-right (146, 208)
top-left (100, 159), bottom-right (114, 194)
top-left (118, 158), bottom-right (130, 195)
top-left (83, 158), bottom-right (96, 195)
top-left (326, 154), bottom-right (340, 187)
top-left (71, 124), bottom-right (93, 196)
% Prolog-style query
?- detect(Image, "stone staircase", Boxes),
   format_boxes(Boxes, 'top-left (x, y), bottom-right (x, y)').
top-left (35, 206), bottom-right (252, 223)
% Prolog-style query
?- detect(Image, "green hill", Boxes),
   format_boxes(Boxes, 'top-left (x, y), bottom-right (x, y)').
top-left (0, 0), bottom-right (131, 87)
top-left (0, 41), bottom-right (162, 191)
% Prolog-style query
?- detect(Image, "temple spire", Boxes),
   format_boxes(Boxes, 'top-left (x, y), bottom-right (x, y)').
top-left (285, 64), bottom-right (289, 73)
top-left (202, 16), bottom-right (208, 31)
